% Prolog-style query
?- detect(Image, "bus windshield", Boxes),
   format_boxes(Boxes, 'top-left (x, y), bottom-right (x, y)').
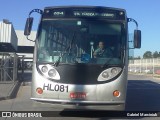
top-left (37, 19), bottom-right (125, 65)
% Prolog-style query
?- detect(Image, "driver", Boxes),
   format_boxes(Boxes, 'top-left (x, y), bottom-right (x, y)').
top-left (93, 41), bottom-right (113, 58)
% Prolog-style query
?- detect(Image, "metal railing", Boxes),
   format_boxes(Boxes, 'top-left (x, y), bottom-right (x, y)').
top-left (129, 58), bottom-right (160, 75)
top-left (0, 52), bottom-right (18, 83)
top-left (18, 55), bottom-right (33, 81)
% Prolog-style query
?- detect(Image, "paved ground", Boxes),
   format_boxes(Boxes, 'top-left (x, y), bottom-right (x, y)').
top-left (0, 72), bottom-right (30, 100)
top-left (0, 81), bottom-right (20, 100)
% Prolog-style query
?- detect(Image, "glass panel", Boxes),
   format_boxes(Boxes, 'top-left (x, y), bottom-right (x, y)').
top-left (37, 19), bottom-right (125, 65)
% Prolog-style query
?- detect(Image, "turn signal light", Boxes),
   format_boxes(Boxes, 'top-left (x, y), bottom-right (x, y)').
top-left (113, 90), bottom-right (120, 97)
top-left (36, 88), bottom-right (43, 94)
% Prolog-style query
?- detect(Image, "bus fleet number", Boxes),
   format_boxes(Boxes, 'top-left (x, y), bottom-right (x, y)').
top-left (43, 84), bottom-right (68, 92)
top-left (53, 12), bottom-right (64, 16)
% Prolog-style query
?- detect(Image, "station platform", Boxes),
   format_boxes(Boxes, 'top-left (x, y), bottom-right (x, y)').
top-left (0, 81), bottom-right (21, 100)
top-left (0, 72), bottom-right (32, 100)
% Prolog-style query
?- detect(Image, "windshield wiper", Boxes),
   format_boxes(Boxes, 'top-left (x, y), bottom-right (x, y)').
top-left (102, 58), bottom-right (124, 69)
top-left (53, 53), bottom-right (62, 67)
top-left (102, 58), bottom-right (114, 68)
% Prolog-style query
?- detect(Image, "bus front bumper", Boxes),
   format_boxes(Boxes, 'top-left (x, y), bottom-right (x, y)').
top-left (31, 98), bottom-right (125, 111)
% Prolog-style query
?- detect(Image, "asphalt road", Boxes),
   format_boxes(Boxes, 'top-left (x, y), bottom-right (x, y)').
top-left (126, 74), bottom-right (160, 111)
top-left (0, 73), bottom-right (160, 120)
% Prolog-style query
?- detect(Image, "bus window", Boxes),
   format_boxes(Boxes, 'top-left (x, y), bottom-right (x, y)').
top-left (38, 20), bottom-right (123, 65)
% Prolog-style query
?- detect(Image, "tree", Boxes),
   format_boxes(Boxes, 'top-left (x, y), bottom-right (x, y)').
top-left (137, 56), bottom-right (141, 59)
top-left (153, 51), bottom-right (159, 58)
top-left (134, 56), bottom-right (141, 59)
top-left (143, 51), bottom-right (152, 58)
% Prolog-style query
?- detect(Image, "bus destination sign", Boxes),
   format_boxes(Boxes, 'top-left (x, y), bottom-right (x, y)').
top-left (73, 11), bottom-right (115, 18)
top-left (44, 9), bottom-right (121, 19)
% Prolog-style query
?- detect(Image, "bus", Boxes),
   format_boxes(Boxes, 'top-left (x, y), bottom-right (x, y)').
top-left (24, 6), bottom-right (141, 110)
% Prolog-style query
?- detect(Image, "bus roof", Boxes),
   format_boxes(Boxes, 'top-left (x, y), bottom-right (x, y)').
top-left (44, 6), bottom-right (126, 12)
top-left (42, 6), bottom-right (127, 20)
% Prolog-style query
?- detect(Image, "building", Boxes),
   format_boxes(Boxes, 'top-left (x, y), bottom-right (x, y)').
top-left (0, 21), bottom-right (36, 58)
top-left (16, 30), bottom-right (36, 58)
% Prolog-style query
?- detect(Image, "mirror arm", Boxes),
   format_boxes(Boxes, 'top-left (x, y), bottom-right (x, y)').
top-left (127, 18), bottom-right (138, 30)
top-left (26, 36), bottom-right (35, 42)
top-left (29, 9), bottom-right (43, 17)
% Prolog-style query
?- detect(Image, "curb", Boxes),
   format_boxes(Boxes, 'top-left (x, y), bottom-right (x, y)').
top-left (22, 81), bottom-right (31, 86)
top-left (9, 81), bottom-right (22, 99)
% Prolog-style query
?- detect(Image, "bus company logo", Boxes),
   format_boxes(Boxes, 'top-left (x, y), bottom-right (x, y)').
top-left (2, 112), bottom-right (11, 117)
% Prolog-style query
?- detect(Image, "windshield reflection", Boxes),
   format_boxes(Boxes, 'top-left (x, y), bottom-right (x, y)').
top-left (37, 19), bottom-right (124, 65)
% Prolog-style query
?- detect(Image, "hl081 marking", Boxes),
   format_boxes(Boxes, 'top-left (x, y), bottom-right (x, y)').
top-left (43, 84), bottom-right (69, 92)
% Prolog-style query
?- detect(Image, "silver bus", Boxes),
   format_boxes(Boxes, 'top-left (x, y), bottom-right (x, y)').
top-left (24, 6), bottom-right (141, 110)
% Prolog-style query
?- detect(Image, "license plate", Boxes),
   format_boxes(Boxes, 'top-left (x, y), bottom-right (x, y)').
top-left (70, 92), bottom-right (86, 99)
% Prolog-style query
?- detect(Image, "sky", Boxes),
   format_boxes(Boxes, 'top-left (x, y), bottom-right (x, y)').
top-left (0, 0), bottom-right (160, 57)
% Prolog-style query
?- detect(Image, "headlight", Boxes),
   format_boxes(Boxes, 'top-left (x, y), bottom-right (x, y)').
top-left (48, 69), bottom-right (56, 77)
top-left (38, 64), bottom-right (60, 80)
top-left (98, 67), bottom-right (122, 81)
top-left (41, 66), bottom-right (48, 73)
top-left (111, 68), bottom-right (118, 75)
top-left (102, 71), bottom-right (109, 78)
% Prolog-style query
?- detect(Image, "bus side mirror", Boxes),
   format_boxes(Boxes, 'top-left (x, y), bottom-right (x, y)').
top-left (134, 30), bottom-right (141, 48)
top-left (24, 17), bottom-right (33, 36)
